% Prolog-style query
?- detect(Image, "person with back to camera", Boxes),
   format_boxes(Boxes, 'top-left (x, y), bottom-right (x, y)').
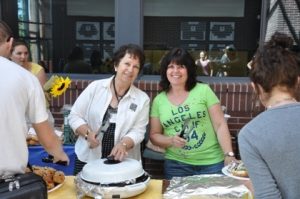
top-left (218, 45), bottom-right (239, 77)
top-left (238, 32), bottom-right (300, 198)
top-left (90, 49), bottom-right (103, 74)
top-left (10, 39), bottom-right (55, 126)
top-left (63, 46), bottom-right (93, 74)
top-left (68, 44), bottom-right (150, 174)
top-left (149, 47), bottom-right (236, 180)
top-left (195, 50), bottom-right (212, 76)
top-left (0, 20), bottom-right (69, 177)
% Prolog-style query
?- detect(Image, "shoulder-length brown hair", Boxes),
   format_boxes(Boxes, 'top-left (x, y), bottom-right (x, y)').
top-left (159, 48), bottom-right (197, 92)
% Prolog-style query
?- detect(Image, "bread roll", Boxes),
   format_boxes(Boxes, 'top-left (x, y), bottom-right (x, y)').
top-left (53, 171), bottom-right (65, 184)
top-left (232, 170), bottom-right (248, 177)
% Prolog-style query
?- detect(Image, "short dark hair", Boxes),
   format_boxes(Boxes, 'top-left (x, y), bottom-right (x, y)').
top-left (0, 21), bottom-right (13, 43)
top-left (159, 48), bottom-right (197, 92)
top-left (12, 39), bottom-right (29, 51)
top-left (112, 44), bottom-right (145, 72)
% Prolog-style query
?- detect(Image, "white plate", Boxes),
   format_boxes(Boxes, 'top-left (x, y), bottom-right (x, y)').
top-left (48, 181), bottom-right (64, 193)
top-left (28, 127), bottom-right (63, 137)
top-left (222, 165), bottom-right (249, 181)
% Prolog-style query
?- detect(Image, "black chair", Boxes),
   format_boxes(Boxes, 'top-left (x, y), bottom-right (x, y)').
top-left (142, 126), bottom-right (165, 161)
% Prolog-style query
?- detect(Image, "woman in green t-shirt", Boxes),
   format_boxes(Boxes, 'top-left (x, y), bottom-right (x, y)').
top-left (150, 48), bottom-right (236, 180)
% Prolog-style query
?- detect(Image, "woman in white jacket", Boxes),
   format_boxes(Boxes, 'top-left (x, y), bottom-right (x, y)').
top-left (68, 44), bottom-right (150, 174)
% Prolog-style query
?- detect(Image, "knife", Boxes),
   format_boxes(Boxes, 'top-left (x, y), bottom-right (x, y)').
top-left (179, 118), bottom-right (192, 139)
top-left (42, 155), bottom-right (68, 166)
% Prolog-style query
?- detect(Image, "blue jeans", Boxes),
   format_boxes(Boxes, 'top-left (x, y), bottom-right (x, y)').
top-left (164, 159), bottom-right (224, 180)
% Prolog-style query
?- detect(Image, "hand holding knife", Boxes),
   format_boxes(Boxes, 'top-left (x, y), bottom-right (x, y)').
top-left (179, 118), bottom-right (193, 139)
top-left (42, 155), bottom-right (68, 166)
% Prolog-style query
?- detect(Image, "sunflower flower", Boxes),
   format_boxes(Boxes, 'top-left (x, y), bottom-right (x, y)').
top-left (47, 76), bottom-right (72, 97)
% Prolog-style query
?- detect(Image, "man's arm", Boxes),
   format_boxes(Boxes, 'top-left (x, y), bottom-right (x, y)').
top-left (32, 120), bottom-right (69, 164)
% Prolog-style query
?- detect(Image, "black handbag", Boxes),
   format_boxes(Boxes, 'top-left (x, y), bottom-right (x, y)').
top-left (0, 172), bottom-right (47, 199)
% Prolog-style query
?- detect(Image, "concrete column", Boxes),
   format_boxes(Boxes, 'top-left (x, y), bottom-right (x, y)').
top-left (115, 0), bottom-right (143, 49)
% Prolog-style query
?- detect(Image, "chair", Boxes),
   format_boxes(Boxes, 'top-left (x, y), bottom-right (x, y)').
top-left (142, 126), bottom-right (165, 179)
top-left (142, 126), bottom-right (165, 161)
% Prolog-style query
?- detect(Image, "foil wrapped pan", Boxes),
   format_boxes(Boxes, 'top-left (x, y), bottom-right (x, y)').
top-left (74, 172), bottom-right (150, 199)
top-left (163, 174), bottom-right (252, 199)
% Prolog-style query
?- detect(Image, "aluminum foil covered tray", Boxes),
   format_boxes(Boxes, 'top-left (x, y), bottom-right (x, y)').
top-left (74, 158), bottom-right (150, 199)
top-left (163, 174), bottom-right (252, 199)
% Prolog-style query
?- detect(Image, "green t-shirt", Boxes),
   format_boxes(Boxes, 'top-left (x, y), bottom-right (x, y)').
top-left (151, 83), bottom-right (224, 165)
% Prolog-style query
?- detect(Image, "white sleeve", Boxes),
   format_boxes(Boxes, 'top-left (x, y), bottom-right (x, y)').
top-left (27, 76), bottom-right (48, 124)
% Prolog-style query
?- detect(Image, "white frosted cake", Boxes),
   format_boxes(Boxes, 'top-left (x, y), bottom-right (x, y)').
top-left (80, 158), bottom-right (145, 184)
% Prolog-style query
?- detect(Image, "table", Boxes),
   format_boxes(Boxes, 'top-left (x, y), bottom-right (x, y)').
top-left (28, 145), bottom-right (76, 175)
top-left (49, 176), bottom-right (163, 199)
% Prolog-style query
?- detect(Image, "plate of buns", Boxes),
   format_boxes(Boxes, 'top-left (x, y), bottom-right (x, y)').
top-left (26, 135), bottom-right (40, 145)
top-left (26, 165), bottom-right (65, 192)
top-left (222, 161), bottom-right (249, 181)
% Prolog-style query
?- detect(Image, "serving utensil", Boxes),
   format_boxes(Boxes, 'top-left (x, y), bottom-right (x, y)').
top-left (179, 118), bottom-right (193, 139)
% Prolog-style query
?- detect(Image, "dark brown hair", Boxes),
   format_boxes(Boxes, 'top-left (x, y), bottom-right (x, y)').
top-left (250, 32), bottom-right (299, 95)
top-left (12, 39), bottom-right (29, 51)
top-left (112, 44), bottom-right (145, 73)
top-left (159, 48), bottom-right (197, 92)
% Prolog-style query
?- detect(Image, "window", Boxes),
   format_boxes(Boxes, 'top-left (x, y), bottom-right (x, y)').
top-left (18, 0), bottom-right (53, 71)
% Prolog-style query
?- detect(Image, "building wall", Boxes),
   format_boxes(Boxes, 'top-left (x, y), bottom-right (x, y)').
top-left (265, 0), bottom-right (300, 43)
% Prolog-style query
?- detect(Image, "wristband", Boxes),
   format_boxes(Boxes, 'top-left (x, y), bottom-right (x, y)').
top-left (85, 129), bottom-right (90, 140)
top-left (224, 151), bottom-right (235, 157)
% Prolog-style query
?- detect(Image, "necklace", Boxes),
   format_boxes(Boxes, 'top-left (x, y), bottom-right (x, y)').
top-left (112, 76), bottom-right (129, 104)
top-left (267, 97), bottom-right (297, 109)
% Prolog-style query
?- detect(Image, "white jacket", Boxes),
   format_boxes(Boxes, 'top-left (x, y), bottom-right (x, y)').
top-left (68, 76), bottom-right (150, 162)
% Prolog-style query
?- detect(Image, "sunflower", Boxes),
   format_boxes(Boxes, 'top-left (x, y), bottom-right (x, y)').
top-left (49, 76), bottom-right (72, 97)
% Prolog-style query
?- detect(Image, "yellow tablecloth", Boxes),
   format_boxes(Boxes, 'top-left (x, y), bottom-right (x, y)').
top-left (49, 176), bottom-right (162, 199)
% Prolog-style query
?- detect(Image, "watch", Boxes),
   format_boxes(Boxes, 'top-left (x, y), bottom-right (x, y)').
top-left (224, 151), bottom-right (235, 157)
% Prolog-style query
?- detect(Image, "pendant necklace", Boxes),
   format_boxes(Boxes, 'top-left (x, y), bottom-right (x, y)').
top-left (267, 97), bottom-right (297, 109)
top-left (112, 76), bottom-right (129, 104)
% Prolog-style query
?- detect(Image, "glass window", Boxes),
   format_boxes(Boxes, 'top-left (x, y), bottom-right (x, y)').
top-left (17, 0), bottom-right (53, 71)
top-left (15, 0), bottom-right (262, 76)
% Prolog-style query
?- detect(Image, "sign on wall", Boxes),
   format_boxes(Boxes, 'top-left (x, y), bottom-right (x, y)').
top-left (210, 22), bottom-right (234, 41)
top-left (103, 22), bottom-right (115, 40)
top-left (76, 21), bottom-right (100, 40)
top-left (209, 44), bottom-right (227, 51)
top-left (180, 22), bottom-right (206, 41)
top-left (181, 43), bottom-right (206, 50)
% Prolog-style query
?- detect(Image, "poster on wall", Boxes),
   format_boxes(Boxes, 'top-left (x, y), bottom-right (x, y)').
top-left (180, 22), bottom-right (206, 41)
top-left (210, 22), bottom-right (234, 41)
top-left (76, 21), bottom-right (100, 40)
top-left (103, 22), bottom-right (115, 40)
